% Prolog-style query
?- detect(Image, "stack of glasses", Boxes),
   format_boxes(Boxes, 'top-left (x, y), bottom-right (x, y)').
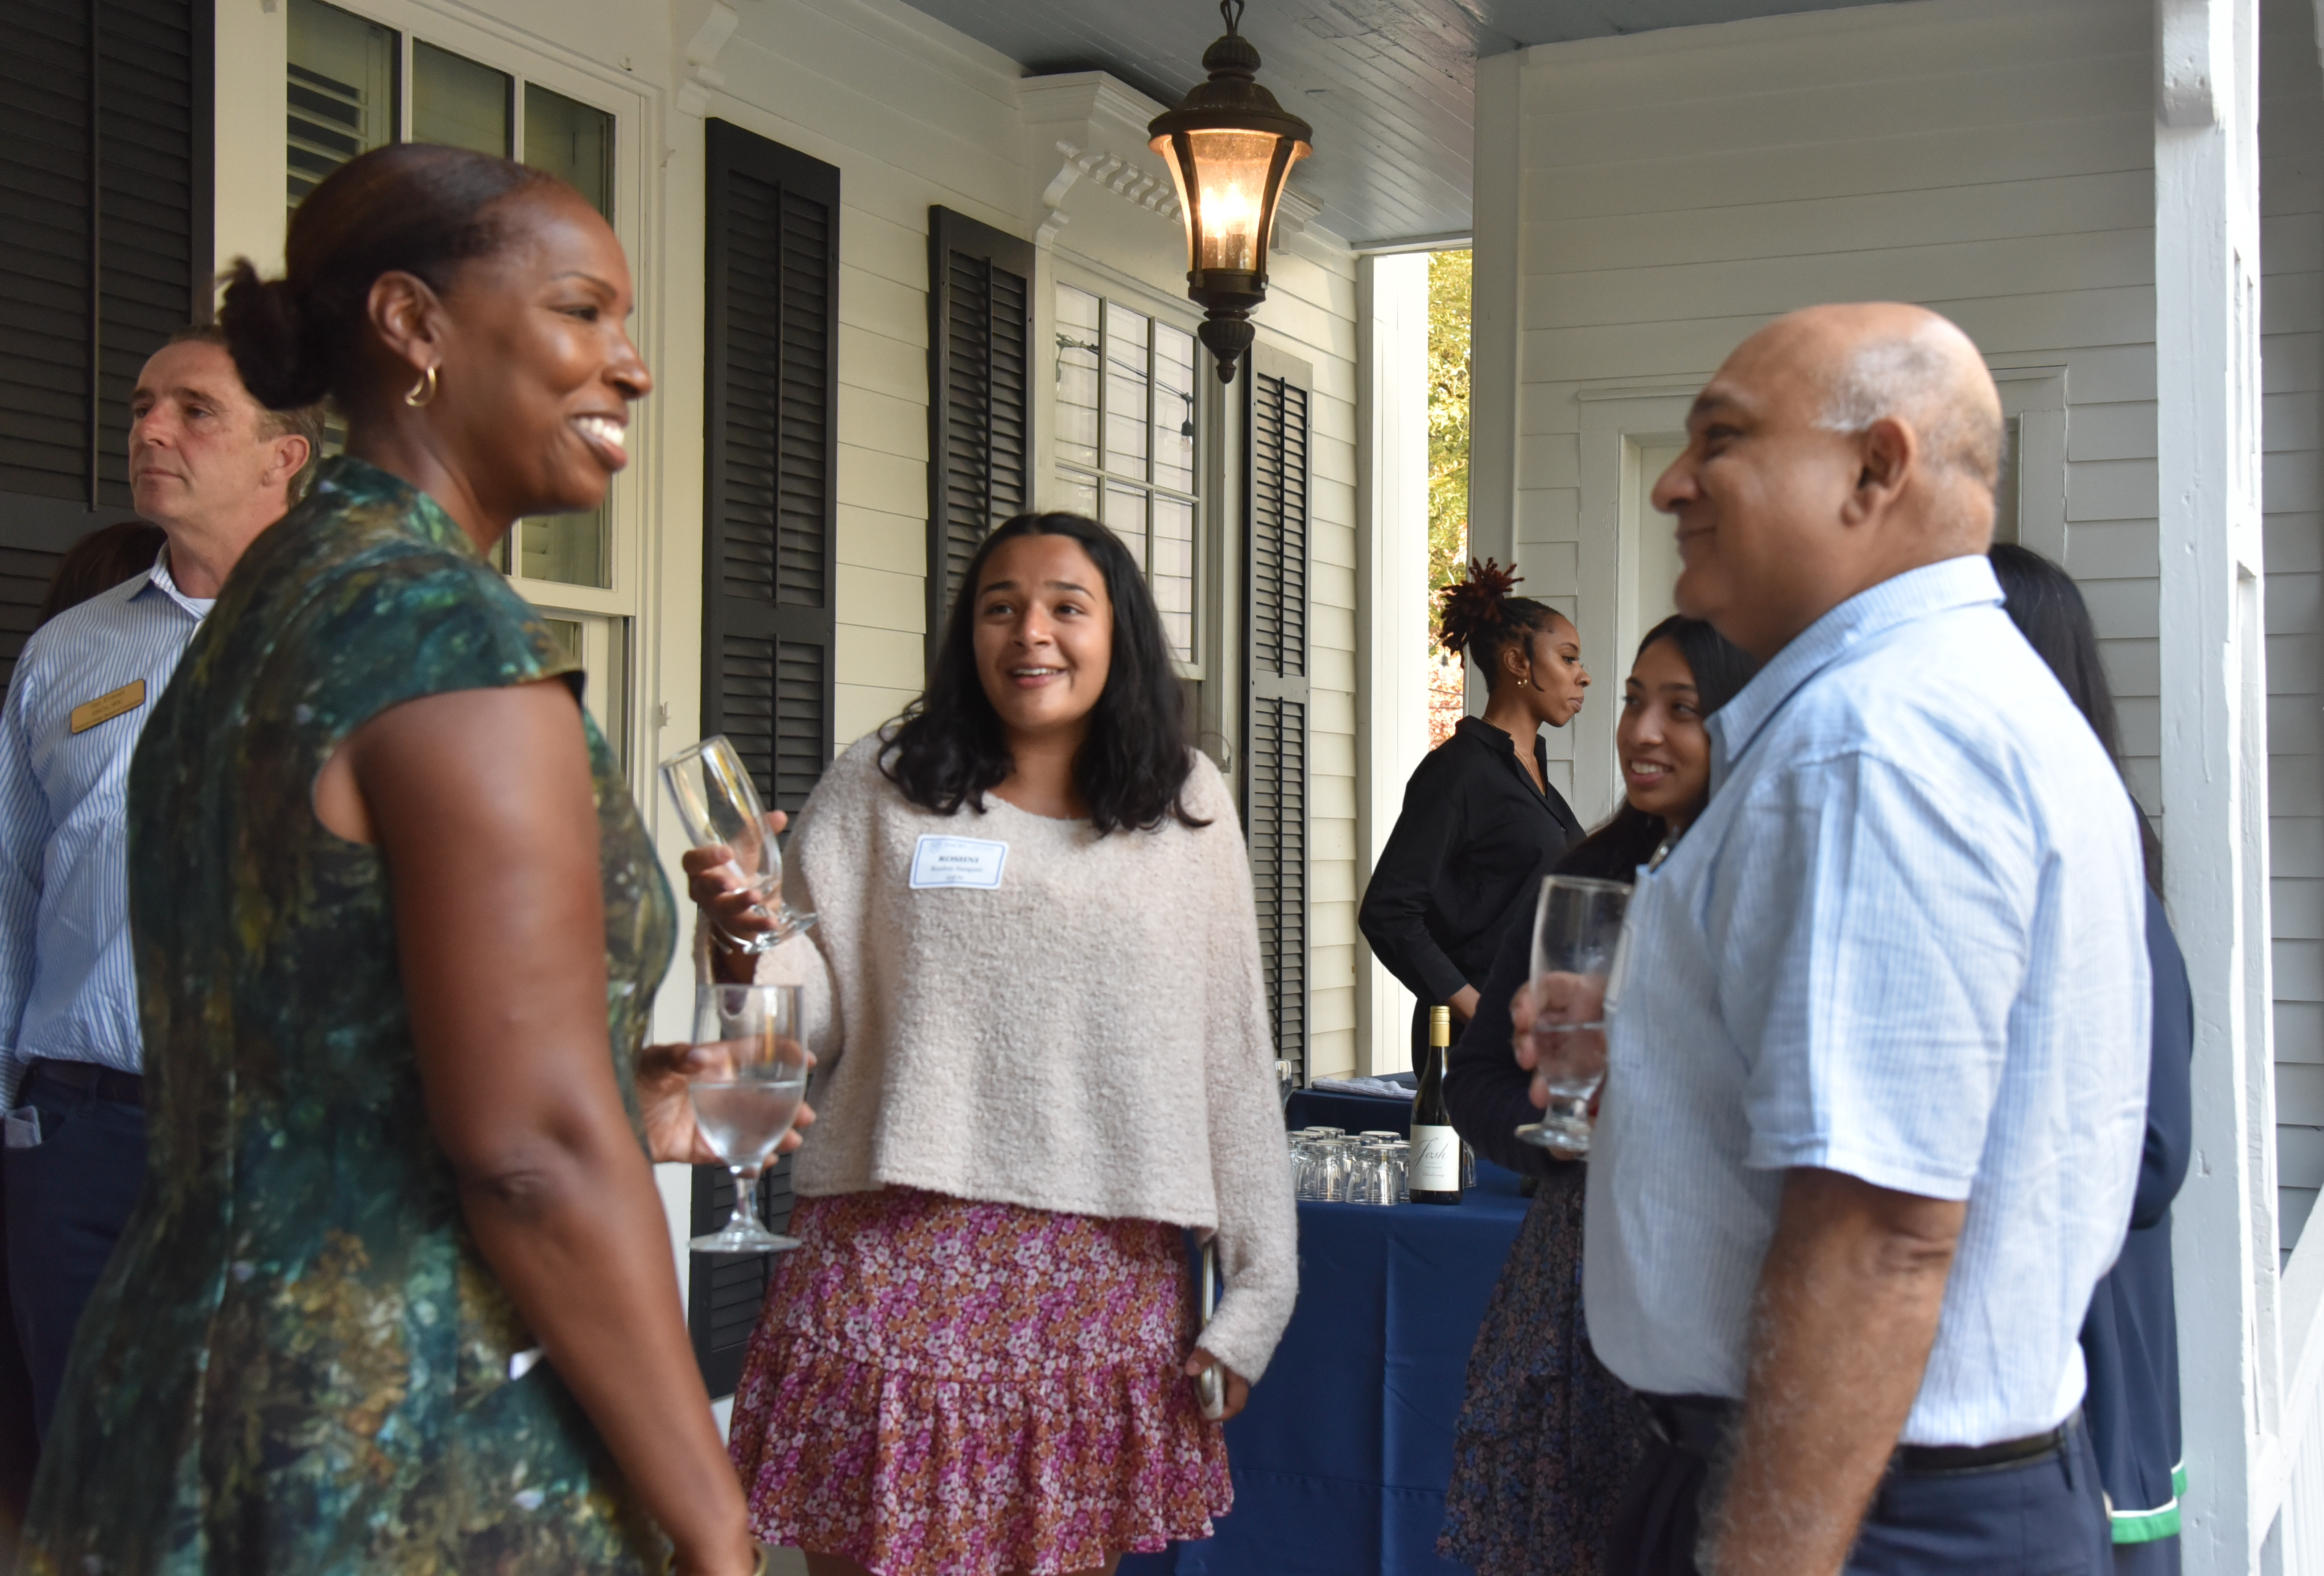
top-left (1288, 1127), bottom-right (1411, 1205)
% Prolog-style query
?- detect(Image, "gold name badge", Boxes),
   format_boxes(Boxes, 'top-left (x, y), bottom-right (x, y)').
top-left (68, 679), bottom-right (146, 735)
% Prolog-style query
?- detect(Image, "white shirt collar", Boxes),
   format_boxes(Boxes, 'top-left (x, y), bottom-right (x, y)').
top-left (136, 544), bottom-right (216, 619)
top-left (1707, 554), bottom-right (2003, 788)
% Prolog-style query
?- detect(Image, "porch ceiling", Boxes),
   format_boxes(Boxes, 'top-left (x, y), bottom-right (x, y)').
top-left (897, 0), bottom-right (1895, 245)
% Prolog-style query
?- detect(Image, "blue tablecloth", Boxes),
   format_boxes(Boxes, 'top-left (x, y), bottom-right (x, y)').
top-left (1123, 1092), bottom-right (1531, 1576)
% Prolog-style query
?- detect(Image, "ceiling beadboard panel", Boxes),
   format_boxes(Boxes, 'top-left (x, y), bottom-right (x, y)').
top-left (891, 0), bottom-right (1895, 242)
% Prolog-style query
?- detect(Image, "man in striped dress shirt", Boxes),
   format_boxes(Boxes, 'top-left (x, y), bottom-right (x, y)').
top-left (0, 326), bottom-right (318, 1435)
top-left (1529, 305), bottom-right (2149, 1575)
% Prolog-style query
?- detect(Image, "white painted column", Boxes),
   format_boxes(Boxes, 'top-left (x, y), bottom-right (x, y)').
top-left (1467, 50), bottom-right (1523, 724)
top-left (1468, 50), bottom-right (1522, 582)
top-left (2156, 0), bottom-right (2280, 1568)
top-left (1355, 252), bottom-right (1432, 1075)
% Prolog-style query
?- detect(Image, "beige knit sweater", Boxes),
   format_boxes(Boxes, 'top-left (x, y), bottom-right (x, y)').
top-left (731, 734), bottom-right (1299, 1382)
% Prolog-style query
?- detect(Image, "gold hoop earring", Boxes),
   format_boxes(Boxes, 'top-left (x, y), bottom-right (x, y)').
top-left (404, 365), bottom-right (439, 408)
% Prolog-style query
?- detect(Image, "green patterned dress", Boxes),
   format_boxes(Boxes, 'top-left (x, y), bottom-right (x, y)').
top-left (24, 457), bottom-right (678, 1574)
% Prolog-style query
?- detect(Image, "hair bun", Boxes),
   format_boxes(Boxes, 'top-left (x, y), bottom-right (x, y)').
top-left (1434, 557), bottom-right (1523, 657)
top-left (217, 260), bottom-right (330, 412)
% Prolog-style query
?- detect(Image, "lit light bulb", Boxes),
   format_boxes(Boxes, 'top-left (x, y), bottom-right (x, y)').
top-left (1200, 182), bottom-right (1260, 268)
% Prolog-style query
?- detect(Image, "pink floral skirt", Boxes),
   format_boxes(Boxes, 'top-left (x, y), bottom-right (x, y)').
top-left (727, 1187), bottom-right (1232, 1576)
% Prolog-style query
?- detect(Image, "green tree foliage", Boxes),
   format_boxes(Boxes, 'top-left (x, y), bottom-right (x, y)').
top-left (1424, 251), bottom-right (1473, 743)
top-left (1427, 250), bottom-right (1471, 643)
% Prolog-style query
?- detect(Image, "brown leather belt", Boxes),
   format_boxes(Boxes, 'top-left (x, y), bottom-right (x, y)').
top-left (1641, 1393), bottom-right (2074, 1476)
top-left (24, 1058), bottom-right (144, 1109)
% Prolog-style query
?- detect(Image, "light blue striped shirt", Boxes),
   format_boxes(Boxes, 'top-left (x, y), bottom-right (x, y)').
top-left (1584, 555), bottom-right (2151, 1446)
top-left (0, 552), bottom-right (211, 1105)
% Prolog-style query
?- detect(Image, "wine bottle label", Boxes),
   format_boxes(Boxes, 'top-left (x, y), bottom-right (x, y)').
top-left (1411, 1124), bottom-right (1461, 1192)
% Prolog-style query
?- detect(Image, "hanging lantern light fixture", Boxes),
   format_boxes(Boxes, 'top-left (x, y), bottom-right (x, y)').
top-left (1148, 0), bottom-right (1313, 384)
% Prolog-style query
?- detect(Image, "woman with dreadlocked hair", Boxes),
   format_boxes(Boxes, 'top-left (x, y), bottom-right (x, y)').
top-left (1359, 559), bottom-right (1590, 1059)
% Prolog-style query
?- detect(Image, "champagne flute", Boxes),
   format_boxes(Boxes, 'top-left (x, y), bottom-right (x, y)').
top-left (660, 735), bottom-right (816, 952)
top-left (687, 982), bottom-right (811, 1254)
top-left (1515, 874), bottom-right (1632, 1154)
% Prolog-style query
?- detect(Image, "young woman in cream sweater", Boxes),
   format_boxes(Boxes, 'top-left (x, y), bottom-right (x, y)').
top-left (687, 512), bottom-right (1297, 1576)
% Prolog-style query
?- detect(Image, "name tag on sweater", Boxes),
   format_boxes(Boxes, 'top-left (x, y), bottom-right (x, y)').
top-left (909, 834), bottom-right (1007, 890)
top-left (69, 679), bottom-right (146, 734)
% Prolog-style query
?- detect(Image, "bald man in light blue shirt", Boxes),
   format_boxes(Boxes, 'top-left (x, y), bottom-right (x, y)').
top-left (0, 326), bottom-right (316, 1434)
top-left (1519, 305), bottom-right (2147, 1576)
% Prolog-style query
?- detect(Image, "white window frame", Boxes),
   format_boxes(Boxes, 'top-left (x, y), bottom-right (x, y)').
top-left (1048, 271), bottom-right (1208, 678)
top-left (270, 0), bottom-right (655, 779)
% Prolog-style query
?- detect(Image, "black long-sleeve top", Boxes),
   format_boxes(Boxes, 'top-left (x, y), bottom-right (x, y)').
top-left (1358, 717), bottom-right (1584, 1011)
top-left (1442, 814), bottom-right (1664, 1180)
top-left (1443, 892), bottom-right (1566, 1180)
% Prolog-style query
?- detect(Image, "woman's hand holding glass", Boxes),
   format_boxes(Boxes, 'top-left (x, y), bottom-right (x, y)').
top-left (681, 807), bottom-right (794, 975)
top-left (636, 1037), bottom-right (815, 1168)
top-left (662, 736), bottom-right (816, 954)
top-left (1511, 972), bottom-right (1608, 1109)
top-left (1514, 874), bottom-right (1630, 1154)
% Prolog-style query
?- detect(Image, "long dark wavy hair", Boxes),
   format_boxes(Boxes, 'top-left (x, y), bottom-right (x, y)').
top-left (880, 512), bottom-right (1206, 834)
top-left (1556, 615), bottom-right (1759, 881)
top-left (1990, 542), bottom-right (2162, 889)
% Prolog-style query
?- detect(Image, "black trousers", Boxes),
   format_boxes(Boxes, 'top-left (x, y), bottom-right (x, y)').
top-left (3, 1071), bottom-right (146, 1437)
top-left (1606, 1399), bottom-right (2113, 1576)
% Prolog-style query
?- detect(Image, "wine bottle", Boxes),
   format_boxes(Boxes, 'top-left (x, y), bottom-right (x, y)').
top-left (1411, 1005), bottom-right (1462, 1205)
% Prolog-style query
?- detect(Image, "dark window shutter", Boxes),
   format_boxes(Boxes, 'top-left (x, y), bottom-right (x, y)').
top-left (0, 543), bottom-right (70, 698)
top-left (693, 118), bottom-right (840, 1399)
top-left (0, 0), bottom-right (211, 689)
top-left (1245, 347), bottom-right (1311, 1087)
top-left (924, 206), bottom-right (1032, 669)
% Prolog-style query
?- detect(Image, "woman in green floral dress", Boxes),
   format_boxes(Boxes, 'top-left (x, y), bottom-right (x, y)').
top-left (25, 146), bottom-right (773, 1576)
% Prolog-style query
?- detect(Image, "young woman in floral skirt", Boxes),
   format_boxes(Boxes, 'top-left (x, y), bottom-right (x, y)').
top-left (687, 512), bottom-right (1297, 1576)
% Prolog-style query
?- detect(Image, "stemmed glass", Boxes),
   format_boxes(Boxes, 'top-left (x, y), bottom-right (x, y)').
top-left (1515, 875), bottom-right (1632, 1154)
top-left (660, 736), bottom-right (817, 952)
top-left (687, 982), bottom-right (812, 1254)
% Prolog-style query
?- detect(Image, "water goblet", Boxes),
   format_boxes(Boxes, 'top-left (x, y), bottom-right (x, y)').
top-left (1515, 874), bottom-right (1633, 1155)
top-left (687, 982), bottom-right (811, 1253)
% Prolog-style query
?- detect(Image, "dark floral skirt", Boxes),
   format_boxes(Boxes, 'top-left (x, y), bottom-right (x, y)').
top-left (1438, 1166), bottom-right (1649, 1576)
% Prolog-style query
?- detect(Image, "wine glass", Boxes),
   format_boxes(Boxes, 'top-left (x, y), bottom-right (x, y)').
top-left (687, 982), bottom-right (811, 1254)
top-left (1515, 874), bottom-right (1632, 1154)
top-left (660, 735), bottom-right (817, 952)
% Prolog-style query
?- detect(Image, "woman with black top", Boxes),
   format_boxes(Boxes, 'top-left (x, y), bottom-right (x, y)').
top-left (1359, 561), bottom-right (1589, 1056)
top-left (1990, 544), bottom-right (2192, 1576)
top-left (1436, 615), bottom-right (1758, 1576)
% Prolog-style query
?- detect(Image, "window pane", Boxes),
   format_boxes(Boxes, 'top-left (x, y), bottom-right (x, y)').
top-left (1151, 493), bottom-right (1196, 662)
top-left (1153, 323), bottom-right (1197, 496)
top-left (1103, 303), bottom-right (1150, 481)
top-left (286, 0), bottom-right (396, 211)
top-left (1054, 467), bottom-right (1098, 520)
top-left (413, 41), bottom-right (511, 157)
top-left (1055, 285), bottom-right (1101, 471)
top-left (518, 504), bottom-right (608, 588)
top-left (1103, 483), bottom-right (1147, 573)
top-left (524, 82), bottom-right (611, 218)
top-left (542, 614), bottom-right (629, 772)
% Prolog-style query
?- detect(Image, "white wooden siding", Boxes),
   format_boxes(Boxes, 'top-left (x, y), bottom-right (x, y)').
top-left (1488, 0), bottom-right (2158, 826)
top-left (2263, 0), bottom-right (2324, 1254)
top-left (1481, 0), bottom-right (2321, 1254)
